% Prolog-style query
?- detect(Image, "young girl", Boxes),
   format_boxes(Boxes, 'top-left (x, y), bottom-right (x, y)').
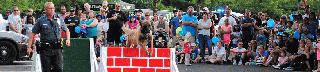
top-left (314, 38), bottom-right (320, 72)
top-left (221, 19), bottom-right (232, 48)
top-left (78, 13), bottom-right (88, 38)
top-left (231, 25), bottom-right (242, 48)
top-left (184, 32), bottom-right (192, 66)
top-left (272, 50), bottom-right (288, 69)
top-left (122, 16), bottom-right (141, 48)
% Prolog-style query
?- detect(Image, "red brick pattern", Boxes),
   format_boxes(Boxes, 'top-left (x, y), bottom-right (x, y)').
top-left (107, 68), bottom-right (121, 72)
top-left (156, 69), bottom-right (171, 72)
top-left (123, 68), bottom-right (139, 72)
top-left (157, 48), bottom-right (171, 57)
top-left (106, 47), bottom-right (172, 72)
top-left (132, 58), bottom-right (148, 67)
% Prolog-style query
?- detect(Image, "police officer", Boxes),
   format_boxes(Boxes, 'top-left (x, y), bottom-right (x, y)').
top-left (27, 2), bottom-right (71, 72)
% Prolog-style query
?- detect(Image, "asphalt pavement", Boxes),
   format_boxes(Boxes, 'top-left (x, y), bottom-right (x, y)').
top-left (177, 63), bottom-right (307, 72)
top-left (0, 61), bottom-right (32, 72)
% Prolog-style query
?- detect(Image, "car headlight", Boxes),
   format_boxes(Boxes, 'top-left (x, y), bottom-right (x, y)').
top-left (18, 34), bottom-right (29, 45)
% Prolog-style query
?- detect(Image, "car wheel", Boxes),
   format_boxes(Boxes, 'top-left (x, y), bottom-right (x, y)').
top-left (0, 41), bottom-right (17, 64)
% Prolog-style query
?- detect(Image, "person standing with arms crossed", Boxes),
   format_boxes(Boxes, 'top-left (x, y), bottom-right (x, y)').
top-left (27, 2), bottom-right (71, 72)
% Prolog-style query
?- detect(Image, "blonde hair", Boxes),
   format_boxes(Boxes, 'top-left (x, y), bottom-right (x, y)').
top-left (44, 2), bottom-right (54, 9)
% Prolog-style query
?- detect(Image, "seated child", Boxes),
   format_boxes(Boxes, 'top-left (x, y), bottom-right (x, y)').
top-left (209, 41), bottom-right (226, 64)
top-left (272, 50), bottom-right (288, 69)
top-left (175, 38), bottom-right (184, 64)
top-left (190, 43), bottom-right (201, 63)
top-left (183, 32), bottom-right (192, 66)
top-left (255, 45), bottom-right (269, 66)
top-left (230, 41), bottom-right (247, 65)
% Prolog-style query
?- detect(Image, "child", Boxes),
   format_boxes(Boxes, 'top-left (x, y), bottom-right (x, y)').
top-left (175, 38), bottom-right (184, 64)
top-left (255, 45), bottom-right (269, 66)
top-left (76, 13), bottom-right (88, 38)
top-left (190, 43), bottom-right (201, 63)
top-left (315, 38), bottom-right (320, 72)
top-left (230, 41), bottom-right (247, 65)
top-left (209, 41), bottom-right (226, 64)
top-left (256, 30), bottom-right (267, 47)
top-left (184, 32), bottom-right (192, 66)
top-left (272, 50), bottom-right (289, 69)
top-left (221, 19), bottom-right (232, 48)
top-left (231, 25), bottom-right (242, 48)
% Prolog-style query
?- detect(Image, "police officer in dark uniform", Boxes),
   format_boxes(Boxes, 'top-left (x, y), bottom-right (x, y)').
top-left (27, 2), bottom-right (71, 72)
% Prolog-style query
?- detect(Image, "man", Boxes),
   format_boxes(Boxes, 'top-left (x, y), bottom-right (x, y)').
top-left (140, 12), bottom-right (152, 35)
top-left (154, 15), bottom-right (169, 33)
top-left (307, 12), bottom-right (319, 41)
top-left (64, 8), bottom-right (80, 38)
top-left (182, 6), bottom-right (198, 42)
top-left (4, 9), bottom-right (11, 20)
top-left (58, 5), bottom-right (68, 20)
top-left (136, 9), bottom-right (145, 22)
top-left (59, 5), bottom-right (68, 38)
top-left (27, 2), bottom-right (70, 72)
top-left (240, 9), bottom-right (255, 48)
top-left (8, 6), bottom-right (23, 33)
top-left (170, 9), bottom-right (183, 45)
top-left (218, 8), bottom-right (237, 27)
top-left (107, 3), bottom-right (127, 46)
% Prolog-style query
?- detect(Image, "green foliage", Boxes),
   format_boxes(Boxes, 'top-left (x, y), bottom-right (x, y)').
top-left (0, 0), bottom-right (88, 14)
top-left (1, 0), bottom-right (319, 17)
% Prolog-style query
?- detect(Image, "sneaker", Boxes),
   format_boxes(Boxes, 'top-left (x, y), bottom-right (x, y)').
top-left (272, 65), bottom-right (280, 69)
top-left (185, 64), bottom-right (192, 66)
top-left (238, 60), bottom-right (242, 65)
top-left (233, 60), bottom-right (237, 65)
top-left (284, 67), bottom-right (293, 71)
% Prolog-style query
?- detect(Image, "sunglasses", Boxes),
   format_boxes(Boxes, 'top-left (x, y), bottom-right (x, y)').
top-left (14, 10), bottom-right (19, 11)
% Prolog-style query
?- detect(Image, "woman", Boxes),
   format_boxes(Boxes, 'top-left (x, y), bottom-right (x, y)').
top-left (198, 13), bottom-right (212, 62)
top-left (152, 14), bottom-right (159, 32)
top-left (23, 15), bottom-right (35, 36)
top-left (122, 16), bottom-right (141, 48)
top-left (85, 11), bottom-right (99, 43)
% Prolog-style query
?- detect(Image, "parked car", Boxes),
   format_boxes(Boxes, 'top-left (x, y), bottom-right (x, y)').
top-left (0, 31), bottom-right (29, 64)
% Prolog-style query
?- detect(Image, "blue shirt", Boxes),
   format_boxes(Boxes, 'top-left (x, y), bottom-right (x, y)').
top-left (182, 15), bottom-right (198, 36)
top-left (171, 17), bottom-right (181, 36)
top-left (86, 19), bottom-right (98, 38)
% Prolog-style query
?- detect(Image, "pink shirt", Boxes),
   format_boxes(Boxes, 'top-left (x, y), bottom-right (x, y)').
top-left (221, 24), bottom-right (232, 44)
top-left (278, 56), bottom-right (288, 65)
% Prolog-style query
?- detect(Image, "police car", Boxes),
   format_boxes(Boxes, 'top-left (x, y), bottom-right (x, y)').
top-left (0, 30), bottom-right (29, 64)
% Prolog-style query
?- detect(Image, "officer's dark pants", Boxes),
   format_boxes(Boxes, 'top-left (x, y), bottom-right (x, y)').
top-left (39, 49), bottom-right (63, 72)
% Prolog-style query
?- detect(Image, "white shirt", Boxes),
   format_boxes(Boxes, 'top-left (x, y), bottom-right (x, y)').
top-left (218, 16), bottom-right (237, 27)
top-left (198, 19), bottom-right (211, 36)
top-left (97, 19), bottom-right (109, 35)
top-left (231, 47), bottom-right (247, 54)
top-left (0, 14), bottom-right (3, 19)
top-left (212, 46), bottom-right (226, 57)
top-left (0, 19), bottom-right (8, 31)
top-left (8, 14), bottom-right (22, 32)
